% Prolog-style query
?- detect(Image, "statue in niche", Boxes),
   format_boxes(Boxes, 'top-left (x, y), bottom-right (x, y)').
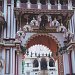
top-left (30, 17), bottom-right (39, 26)
top-left (48, 16), bottom-right (52, 27)
top-left (39, 14), bottom-right (48, 29)
top-left (23, 22), bottom-right (32, 31)
top-left (63, 30), bottom-right (74, 43)
top-left (57, 23), bottom-right (67, 32)
top-left (52, 18), bottom-right (60, 27)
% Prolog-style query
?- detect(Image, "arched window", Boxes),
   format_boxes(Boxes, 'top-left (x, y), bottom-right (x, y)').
top-left (49, 59), bottom-right (55, 67)
top-left (41, 58), bottom-right (47, 70)
top-left (33, 59), bottom-right (39, 67)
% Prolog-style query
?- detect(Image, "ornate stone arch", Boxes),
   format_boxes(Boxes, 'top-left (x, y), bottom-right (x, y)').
top-left (24, 33), bottom-right (64, 75)
top-left (25, 33), bottom-right (61, 51)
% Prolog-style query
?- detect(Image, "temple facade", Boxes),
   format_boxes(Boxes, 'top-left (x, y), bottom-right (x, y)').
top-left (0, 0), bottom-right (75, 75)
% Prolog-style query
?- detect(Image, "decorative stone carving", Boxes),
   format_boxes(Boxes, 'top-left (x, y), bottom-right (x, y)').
top-left (58, 23), bottom-right (67, 32)
top-left (30, 17), bottom-right (39, 26)
top-left (63, 30), bottom-right (74, 43)
top-left (16, 28), bottom-right (24, 37)
top-left (52, 18), bottom-right (60, 27)
top-left (16, 28), bottom-right (25, 41)
top-left (23, 22), bottom-right (32, 31)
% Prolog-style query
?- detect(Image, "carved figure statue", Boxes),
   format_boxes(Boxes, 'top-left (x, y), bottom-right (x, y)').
top-left (64, 30), bottom-right (74, 43)
top-left (30, 17), bottom-right (39, 26)
top-left (58, 23), bottom-right (67, 32)
top-left (52, 18), bottom-right (60, 27)
top-left (23, 22), bottom-right (32, 31)
top-left (48, 16), bottom-right (52, 27)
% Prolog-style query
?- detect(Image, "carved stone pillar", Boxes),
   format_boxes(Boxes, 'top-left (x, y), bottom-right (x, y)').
top-left (15, 42), bottom-right (21, 75)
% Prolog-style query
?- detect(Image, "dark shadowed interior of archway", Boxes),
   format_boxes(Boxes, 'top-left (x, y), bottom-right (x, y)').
top-left (41, 58), bottom-right (47, 70)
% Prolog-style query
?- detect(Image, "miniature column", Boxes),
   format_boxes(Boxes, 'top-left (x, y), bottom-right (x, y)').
top-left (37, 0), bottom-right (41, 9)
top-left (68, 0), bottom-right (72, 10)
top-left (4, 0), bottom-right (7, 38)
top-left (58, 0), bottom-right (61, 10)
top-left (47, 59), bottom-right (49, 70)
top-left (38, 58), bottom-right (41, 70)
top-left (16, 0), bottom-right (20, 8)
top-left (27, 0), bottom-right (31, 9)
top-left (10, 48), bottom-right (13, 75)
top-left (48, 0), bottom-right (51, 10)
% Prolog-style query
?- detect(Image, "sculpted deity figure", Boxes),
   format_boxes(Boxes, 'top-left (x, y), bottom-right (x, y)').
top-left (58, 23), bottom-right (67, 32)
top-left (30, 17), bottom-right (39, 26)
top-left (52, 18), bottom-right (60, 27)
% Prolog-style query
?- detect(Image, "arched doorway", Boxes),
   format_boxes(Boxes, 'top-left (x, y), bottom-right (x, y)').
top-left (41, 58), bottom-right (47, 70)
top-left (23, 34), bottom-right (62, 75)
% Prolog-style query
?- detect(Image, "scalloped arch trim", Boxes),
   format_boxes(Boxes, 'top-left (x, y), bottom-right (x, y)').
top-left (25, 33), bottom-right (61, 52)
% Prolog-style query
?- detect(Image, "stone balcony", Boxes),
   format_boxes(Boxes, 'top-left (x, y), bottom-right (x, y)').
top-left (14, 2), bottom-right (74, 33)
top-left (17, 3), bottom-right (69, 10)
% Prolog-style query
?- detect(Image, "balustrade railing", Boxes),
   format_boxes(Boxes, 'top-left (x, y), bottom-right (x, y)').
top-left (41, 5), bottom-right (48, 10)
top-left (31, 4), bottom-right (38, 9)
top-left (51, 5), bottom-right (58, 10)
top-left (19, 3), bottom-right (69, 10)
top-left (61, 5), bottom-right (68, 10)
top-left (20, 3), bottom-right (27, 8)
